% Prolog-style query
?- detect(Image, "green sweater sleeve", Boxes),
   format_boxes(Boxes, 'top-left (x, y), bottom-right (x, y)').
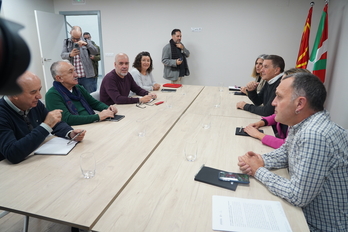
top-left (45, 85), bottom-right (109, 126)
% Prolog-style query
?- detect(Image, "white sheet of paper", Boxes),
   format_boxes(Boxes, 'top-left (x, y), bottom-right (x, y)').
top-left (34, 137), bottom-right (77, 155)
top-left (212, 196), bottom-right (292, 232)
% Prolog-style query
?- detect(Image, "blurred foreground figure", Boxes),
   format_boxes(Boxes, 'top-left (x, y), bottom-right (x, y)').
top-left (0, 18), bottom-right (30, 95)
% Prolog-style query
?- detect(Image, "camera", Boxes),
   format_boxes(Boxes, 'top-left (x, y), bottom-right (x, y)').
top-left (73, 43), bottom-right (80, 51)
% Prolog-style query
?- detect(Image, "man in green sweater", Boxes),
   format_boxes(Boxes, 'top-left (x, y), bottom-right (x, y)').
top-left (45, 60), bottom-right (117, 126)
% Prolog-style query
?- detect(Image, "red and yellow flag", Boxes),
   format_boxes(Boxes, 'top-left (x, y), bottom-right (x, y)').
top-left (296, 6), bottom-right (313, 69)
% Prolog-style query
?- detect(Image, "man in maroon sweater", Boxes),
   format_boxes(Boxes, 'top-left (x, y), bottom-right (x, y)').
top-left (100, 53), bottom-right (157, 105)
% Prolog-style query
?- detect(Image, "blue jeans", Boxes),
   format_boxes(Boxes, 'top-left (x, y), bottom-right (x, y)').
top-left (78, 77), bottom-right (97, 93)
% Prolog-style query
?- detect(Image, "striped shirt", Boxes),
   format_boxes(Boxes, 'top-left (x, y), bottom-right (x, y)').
top-left (255, 110), bottom-right (348, 231)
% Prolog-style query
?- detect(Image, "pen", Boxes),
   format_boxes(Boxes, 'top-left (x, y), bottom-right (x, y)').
top-left (239, 126), bottom-right (243, 132)
top-left (67, 130), bottom-right (84, 145)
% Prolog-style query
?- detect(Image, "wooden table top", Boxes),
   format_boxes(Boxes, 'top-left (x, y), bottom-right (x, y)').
top-left (0, 85), bottom-right (309, 231)
top-left (185, 86), bottom-right (263, 120)
top-left (93, 113), bottom-right (309, 232)
top-left (0, 85), bottom-right (204, 230)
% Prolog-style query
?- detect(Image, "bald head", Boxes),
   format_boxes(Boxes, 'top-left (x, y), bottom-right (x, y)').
top-left (9, 71), bottom-right (42, 111)
top-left (115, 53), bottom-right (128, 62)
top-left (114, 53), bottom-right (129, 77)
top-left (16, 71), bottom-right (40, 90)
top-left (70, 26), bottom-right (82, 41)
top-left (70, 26), bottom-right (82, 33)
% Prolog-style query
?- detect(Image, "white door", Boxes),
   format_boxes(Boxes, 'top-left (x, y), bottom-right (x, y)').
top-left (34, 10), bottom-right (66, 93)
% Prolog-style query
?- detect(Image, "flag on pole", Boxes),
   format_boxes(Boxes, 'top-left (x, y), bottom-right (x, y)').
top-left (307, 3), bottom-right (328, 83)
top-left (296, 5), bottom-right (313, 69)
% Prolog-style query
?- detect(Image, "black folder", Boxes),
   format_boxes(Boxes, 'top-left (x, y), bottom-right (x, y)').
top-left (194, 165), bottom-right (238, 191)
top-left (161, 89), bottom-right (177, 92)
top-left (234, 91), bottom-right (247, 96)
top-left (235, 127), bottom-right (263, 137)
top-left (106, 115), bottom-right (125, 122)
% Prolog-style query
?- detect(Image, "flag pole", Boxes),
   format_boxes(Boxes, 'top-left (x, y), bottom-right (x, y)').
top-left (310, 2), bottom-right (315, 7)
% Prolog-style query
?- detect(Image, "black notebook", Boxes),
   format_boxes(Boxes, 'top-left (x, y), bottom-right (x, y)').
top-left (106, 115), bottom-right (125, 122)
top-left (161, 89), bottom-right (176, 92)
top-left (235, 127), bottom-right (264, 137)
top-left (194, 165), bottom-right (238, 191)
top-left (234, 92), bottom-right (247, 96)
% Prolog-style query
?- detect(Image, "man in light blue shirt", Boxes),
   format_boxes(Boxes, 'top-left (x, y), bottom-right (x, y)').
top-left (238, 72), bottom-right (348, 231)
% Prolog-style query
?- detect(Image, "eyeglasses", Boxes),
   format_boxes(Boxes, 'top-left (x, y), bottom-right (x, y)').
top-left (71, 37), bottom-right (80, 42)
top-left (136, 103), bottom-right (146, 109)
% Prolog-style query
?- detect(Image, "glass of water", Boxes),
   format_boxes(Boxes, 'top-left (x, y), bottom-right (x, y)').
top-left (80, 152), bottom-right (96, 179)
top-left (136, 118), bottom-right (147, 137)
top-left (184, 140), bottom-right (197, 162)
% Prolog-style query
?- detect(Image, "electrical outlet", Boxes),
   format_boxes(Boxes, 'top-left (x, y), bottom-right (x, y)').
top-left (72, 0), bottom-right (86, 5)
top-left (191, 27), bottom-right (202, 32)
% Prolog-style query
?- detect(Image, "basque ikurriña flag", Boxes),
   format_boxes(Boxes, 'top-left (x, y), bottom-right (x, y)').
top-left (307, 3), bottom-right (328, 83)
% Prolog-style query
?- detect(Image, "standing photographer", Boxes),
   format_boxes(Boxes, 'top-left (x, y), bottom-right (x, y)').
top-left (61, 26), bottom-right (98, 93)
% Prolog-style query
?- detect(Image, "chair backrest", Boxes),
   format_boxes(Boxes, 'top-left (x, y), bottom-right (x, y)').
top-left (90, 90), bottom-right (100, 101)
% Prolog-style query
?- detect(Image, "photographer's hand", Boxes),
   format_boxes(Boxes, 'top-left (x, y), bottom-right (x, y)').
top-left (70, 48), bottom-right (80, 57)
top-left (78, 40), bottom-right (87, 46)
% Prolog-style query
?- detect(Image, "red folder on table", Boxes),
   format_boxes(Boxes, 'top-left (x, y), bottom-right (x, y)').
top-left (162, 83), bottom-right (182, 88)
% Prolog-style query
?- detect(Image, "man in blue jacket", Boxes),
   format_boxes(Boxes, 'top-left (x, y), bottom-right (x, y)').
top-left (0, 71), bottom-right (86, 164)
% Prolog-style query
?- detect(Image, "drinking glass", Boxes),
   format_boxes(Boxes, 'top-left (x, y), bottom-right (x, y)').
top-left (180, 85), bottom-right (186, 95)
top-left (215, 92), bottom-right (221, 108)
top-left (184, 140), bottom-right (197, 162)
top-left (202, 114), bottom-right (211, 129)
top-left (136, 118), bottom-right (147, 137)
top-left (219, 82), bottom-right (224, 92)
top-left (80, 152), bottom-right (96, 179)
top-left (166, 94), bottom-right (173, 108)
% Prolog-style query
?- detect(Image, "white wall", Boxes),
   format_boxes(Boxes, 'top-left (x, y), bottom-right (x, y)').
top-left (1, 0), bottom-right (55, 94)
top-left (53, 0), bottom-right (325, 87)
top-left (1, 0), bottom-right (347, 128)
top-left (324, 0), bottom-right (348, 129)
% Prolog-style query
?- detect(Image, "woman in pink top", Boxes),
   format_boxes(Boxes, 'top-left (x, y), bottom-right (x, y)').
top-left (243, 68), bottom-right (311, 149)
top-left (244, 114), bottom-right (287, 148)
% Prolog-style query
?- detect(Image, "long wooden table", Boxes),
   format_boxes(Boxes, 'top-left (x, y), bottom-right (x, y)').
top-left (0, 85), bottom-right (204, 230)
top-left (0, 85), bottom-right (309, 231)
top-left (93, 112), bottom-right (309, 232)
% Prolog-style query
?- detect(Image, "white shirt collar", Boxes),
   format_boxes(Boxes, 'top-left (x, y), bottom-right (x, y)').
top-left (4, 96), bottom-right (30, 115)
top-left (268, 72), bottom-right (284, 85)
